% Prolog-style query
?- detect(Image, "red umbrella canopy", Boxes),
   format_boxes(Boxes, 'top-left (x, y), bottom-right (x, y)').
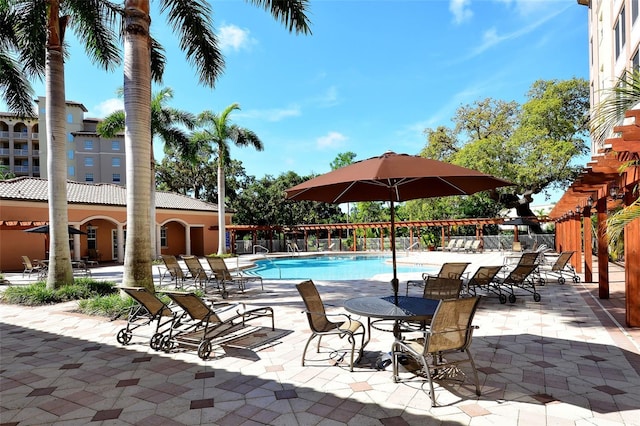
top-left (285, 151), bottom-right (513, 203)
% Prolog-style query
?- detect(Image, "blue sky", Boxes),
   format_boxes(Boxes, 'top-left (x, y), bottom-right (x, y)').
top-left (14, 0), bottom-right (588, 203)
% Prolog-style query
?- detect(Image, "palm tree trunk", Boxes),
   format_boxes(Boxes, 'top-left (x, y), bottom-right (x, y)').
top-left (46, 0), bottom-right (73, 288)
top-left (123, 0), bottom-right (153, 291)
top-left (217, 160), bottom-right (226, 255)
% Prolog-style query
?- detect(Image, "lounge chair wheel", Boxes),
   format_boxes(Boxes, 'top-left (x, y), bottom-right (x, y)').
top-left (116, 329), bottom-right (132, 345)
top-left (150, 333), bottom-right (163, 350)
top-left (198, 339), bottom-right (212, 360)
top-left (508, 294), bottom-right (516, 303)
top-left (221, 291), bottom-right (229, 299)
top-left (573, 276), bottom-right (580, 283)
top-left (160, 336), bottom-right (173, 352)
top-left (499, 294), bottom-right (507, 304)
top-left (533, 293), bottom-right (541, 302)
top-left (539, 278), bottom-right (546, 286)
top-left (558, 277), bottom-right (565, 285)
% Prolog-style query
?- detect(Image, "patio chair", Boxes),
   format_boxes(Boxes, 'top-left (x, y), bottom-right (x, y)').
top-left (539, 251), bottom-right (579, 285)
top-left (401, 276), bottom-right (464, 333)
top-left (182, 256), bottom-right (211, 289)
top-left (21, 255), bottom-right (44, 278)
top-left (406, 262), bottom-right (470, 296)
top-left (391, 296), bottom-right (482, 406)
top-left (465, 240), bottom-right (482, 253)
top-left (158, 254), bottom-right (195, 289)
top-left (454, 240), bottom-right (473, 252)
top-left (439, 239), bottom-right (457, 251)
top-left (163, 291), bottom-right (274, 360)
top-left (512, 241), bottom-right (522, 252)
top-left (296, 280), bottom-right (365, 372)
top-left (465, 266), bottom-right (504, 302)
top-left (116, 286), bottom-right (180, 350)
top-left (494, 263), bottom-right (540, 303)
top-left (205, 256), bottom-right (263, 298)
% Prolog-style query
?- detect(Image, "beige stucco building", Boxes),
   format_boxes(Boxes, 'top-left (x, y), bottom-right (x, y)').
top-left (0, 177), bottom-right (229, 272)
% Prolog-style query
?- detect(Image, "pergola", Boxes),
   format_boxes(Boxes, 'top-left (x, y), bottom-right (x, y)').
top-left (549, 109), bottom-right (640, 327)
top-left (227, 216), bottom-right (548, 254)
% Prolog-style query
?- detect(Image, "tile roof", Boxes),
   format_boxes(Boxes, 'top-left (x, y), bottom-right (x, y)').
top-left (0, 177), bottom-right (219, 212)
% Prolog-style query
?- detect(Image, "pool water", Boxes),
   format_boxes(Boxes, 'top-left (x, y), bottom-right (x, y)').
top-left (245, 255), bottom-right (436, 280)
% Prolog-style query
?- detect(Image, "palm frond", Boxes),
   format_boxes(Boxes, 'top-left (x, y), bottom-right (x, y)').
top-left (161, 0), bottom-right (224, 87)
top-left (606, 197), bottom-right (640, 244)
top-left (248, 0), bottom-right (312, 34)
top-left (590, 69), bottom-right (640, 142)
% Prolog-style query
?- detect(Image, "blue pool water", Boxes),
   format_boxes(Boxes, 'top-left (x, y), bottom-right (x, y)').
top-left (245, 255), bottom-right (436, 280)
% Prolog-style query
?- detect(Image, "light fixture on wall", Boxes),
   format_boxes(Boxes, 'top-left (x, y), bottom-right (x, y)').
top-left (586, 196), bottom-right (594, 208)
top-left (609, 184), bottom-right (625, 200)
top-left (575, 205), bottom-right (582, 215)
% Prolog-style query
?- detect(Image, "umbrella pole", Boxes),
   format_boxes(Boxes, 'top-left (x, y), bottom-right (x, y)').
top-left (390, 199), bottom-right (398, 305)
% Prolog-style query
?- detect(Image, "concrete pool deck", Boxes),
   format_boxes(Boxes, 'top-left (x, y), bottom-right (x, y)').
top-left (1, 251), bottom-right (639, 425)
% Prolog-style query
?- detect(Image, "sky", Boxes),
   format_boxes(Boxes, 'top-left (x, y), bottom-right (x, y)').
top-left (11, 0), bottom-right (588, 204)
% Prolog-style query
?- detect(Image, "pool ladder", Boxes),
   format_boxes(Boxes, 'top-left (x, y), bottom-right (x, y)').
top-left (253, 245), bottom-right (282, 279)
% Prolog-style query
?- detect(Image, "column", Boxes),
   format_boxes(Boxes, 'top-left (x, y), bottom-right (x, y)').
top-left (184, 225), bottom-right (191, 256)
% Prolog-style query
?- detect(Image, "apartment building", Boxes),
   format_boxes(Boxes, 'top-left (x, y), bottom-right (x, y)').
top-left (581, 0), bottom-right (640, 150)
top-left (0, 97), bottom-right (125, 185)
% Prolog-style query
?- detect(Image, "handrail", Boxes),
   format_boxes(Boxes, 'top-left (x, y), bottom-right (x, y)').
top-left (405, 241), bottom-right (420, 255)
top-left (253, 245), bottom-right (269, 254)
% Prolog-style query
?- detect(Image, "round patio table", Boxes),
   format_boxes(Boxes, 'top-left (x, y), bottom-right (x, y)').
top-left (344, 295), bottom-right (440, 345)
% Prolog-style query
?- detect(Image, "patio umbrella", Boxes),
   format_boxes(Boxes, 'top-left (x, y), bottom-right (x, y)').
top-left (285, 151), bottom-right (513, 304)
top-left (24, 225), bottom-right (87, 235)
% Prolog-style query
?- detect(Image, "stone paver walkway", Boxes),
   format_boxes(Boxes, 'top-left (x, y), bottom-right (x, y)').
top-left (1, 253), bottom-right (639, 425)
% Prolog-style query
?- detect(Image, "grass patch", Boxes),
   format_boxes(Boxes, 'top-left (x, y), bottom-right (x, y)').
top-left (1, 279), bottom-right (118, 306)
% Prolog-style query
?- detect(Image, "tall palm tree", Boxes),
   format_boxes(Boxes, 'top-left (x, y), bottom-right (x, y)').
top-left (2, 1), bottom-right (121, 288)
top-left (589, 69), bottom-right (640, 246)
top-left (193, 104), bottom-right (264, 254)
top-left (97, 87), bottom-right (196, 258)
top-left (122, 0), bottom-right (311, 289)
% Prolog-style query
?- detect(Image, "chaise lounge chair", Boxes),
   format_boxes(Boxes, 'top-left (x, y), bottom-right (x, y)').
top-left (406, 262), bottom-right (470, 296)
top-left (539, 251), bottom-right (579, 284)
top-left (205, 256), bottom-right (263, 298)
top-left (163, 291), bottom-right (274, 359)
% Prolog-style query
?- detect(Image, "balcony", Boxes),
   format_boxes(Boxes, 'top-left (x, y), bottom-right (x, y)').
top-left (0, 131), bottom-right (9, 138)
top-left (13, 132), bottom-right (28, 139)
top-left (14, 165), bottom-right (29, 173)
top-left (32, 133), bottom-right (38, 139)
top-left (13, 149), bottom-right (29, 156)
top-left (0, 148), bottom-right (9, 155)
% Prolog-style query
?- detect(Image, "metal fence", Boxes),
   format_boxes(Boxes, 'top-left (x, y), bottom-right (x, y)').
top-left (234, 233), bottom-right (555, 254)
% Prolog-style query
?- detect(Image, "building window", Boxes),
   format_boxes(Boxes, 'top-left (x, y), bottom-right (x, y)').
top-left (615, 6), bottom-right (626, 59)
top-left (112, 173), bottom-right (121, 183)
top-left (87, 227), bottom-right (97, 250)
top-left (112, 140), bottom-right (120, 151)
top-left (112, 157), bottom-right (120, 167)
top-left (85, 173), bottom-right (94, 182)
top-left (68, 166), bottom-right (75, 176)
top-left (67, 132), bottom-right (73, 142)
top-left (84, 140), bottom-right (93, 150)
top-left (67, 113), bottom-right (73, 123)
top-left (85, 157), bottom-right (94, 167)
top-left (633, 0), bottom-right (639, 24)
top-left (160, 227), bottom-right (168, 247)
top-left (68, 150), bottom-right (74, 160)
top-left (634, 49), bottom-right (640, 71)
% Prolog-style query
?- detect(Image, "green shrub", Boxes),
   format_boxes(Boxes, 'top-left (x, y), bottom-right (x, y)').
top-left (1, 279), bottom-right (117, 306)
top-left (77, 293), bottom-right (136, 318)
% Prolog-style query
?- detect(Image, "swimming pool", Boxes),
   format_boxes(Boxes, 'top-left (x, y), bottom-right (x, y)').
top-left (244, 255), bottom-right (436, 280)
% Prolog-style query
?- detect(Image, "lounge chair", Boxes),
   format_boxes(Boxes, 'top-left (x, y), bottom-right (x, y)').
top-left (391, 297), bottom-right (482, 406)
top-left (494, 264), bottom-right (540, 303)
top-left (455, 240), bottom-right (473, 252)
top-left (163, 291), bottom-right (274, 360)
top-left (205, 256), bottom-right (263, 298)
top-left (539, 251), bottom-right (579, 285)
top-left (296, 280), bottom-right (365, 372)
top-left (465, 240), bottom-right (482, 253)
top-left (21, 255), bottom-right (44, 279)
top-left (182, 256), bottom-right (211, 289)
top-left (116, 286), bottom-right (180, 350)
top-left (406, 262), bottom-right (470, 296)
top-left (439, 239), bottom-right (457, 251)
top-left (465, 266), bottom-right (504, 302)
top-left (449, 239), bottom-right (466, 251)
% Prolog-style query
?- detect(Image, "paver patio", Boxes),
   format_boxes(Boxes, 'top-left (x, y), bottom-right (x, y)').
top-left (1, 253), bottom-right (639, 425)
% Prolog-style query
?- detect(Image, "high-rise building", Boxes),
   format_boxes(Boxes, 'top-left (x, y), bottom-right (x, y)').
top-left (580, 0), bottom-right (640, 150)
top-left (0, 97), bottom-right (126, 185)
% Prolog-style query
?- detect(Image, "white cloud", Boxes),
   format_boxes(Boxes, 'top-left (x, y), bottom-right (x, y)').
top-left (312, 86), bottom-right (340, 108)
top-left (239, 105), bottom-right (302, 122)
top-left (316, 131), bottom-right (347, 149)
top-left (218, 24), bottom-right (255, 52)
top-left (89, 98), bottom-right (123, 118)
top-left (450, 0), bottom-right (473, 24)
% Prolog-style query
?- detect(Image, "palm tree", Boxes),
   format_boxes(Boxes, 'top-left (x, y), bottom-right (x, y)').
top-left (97, 87), bottom-right (195, 258)
top-left (122, 0), bottom-right (311, 289)
top-left (2, 1), bottom-right (121, 288)
top-left (589, 69), bottom-right (640, 247)
top-left (193, 104), bottom-right (264, 254)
